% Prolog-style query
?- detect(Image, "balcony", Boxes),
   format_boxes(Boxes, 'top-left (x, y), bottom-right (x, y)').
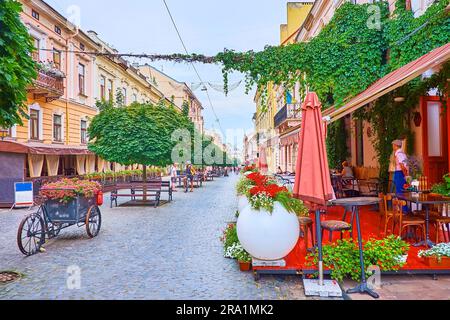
top-left (28, 63), bottom-right (65, 103)
top-left (274, 104), bottom-right (301, 129)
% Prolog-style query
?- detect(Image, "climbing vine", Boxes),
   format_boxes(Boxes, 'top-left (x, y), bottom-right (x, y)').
top-left (327, 118), bottom-right (349, 170)
top-left (0, 0), bottom-right (37, 127)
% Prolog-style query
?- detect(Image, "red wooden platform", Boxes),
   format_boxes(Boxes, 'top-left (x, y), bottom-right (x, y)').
top-left (254, 205), bottom-right (450, 277)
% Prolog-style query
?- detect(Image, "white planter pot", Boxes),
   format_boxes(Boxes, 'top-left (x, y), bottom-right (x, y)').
top-left (237, 202), bottom-right (300, 261)
top-left (237, 196), bottom-right (250, 212)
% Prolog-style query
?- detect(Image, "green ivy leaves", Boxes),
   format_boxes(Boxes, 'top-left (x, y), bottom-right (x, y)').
top-left (0, 0), bottom-right (37, 128)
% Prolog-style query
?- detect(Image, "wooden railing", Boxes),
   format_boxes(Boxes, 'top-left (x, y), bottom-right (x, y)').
top-left (35, 70), bottom-right (64, 95)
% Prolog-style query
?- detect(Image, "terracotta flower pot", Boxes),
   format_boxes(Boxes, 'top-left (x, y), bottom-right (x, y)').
top-left (424, 256), bottom-right (450, 268)
top-left (238, 261), bottom-right (252, 272)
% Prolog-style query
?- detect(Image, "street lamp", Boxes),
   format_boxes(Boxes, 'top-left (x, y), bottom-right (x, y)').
top-left (0, 128), bottom-right (9, 140)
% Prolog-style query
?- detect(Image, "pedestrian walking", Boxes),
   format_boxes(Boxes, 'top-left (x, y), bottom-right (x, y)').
top-left (183, 161), bottom-right (195, 193)
top-left (170, 163), bottom-right (178, 192)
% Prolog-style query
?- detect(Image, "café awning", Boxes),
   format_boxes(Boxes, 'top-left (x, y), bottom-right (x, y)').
top-left (0, 140), bottom-right (92, 155)
top-left (325, 43), bottom-right (450, 123)
top-left (280, 128), bottom-right (300, 147)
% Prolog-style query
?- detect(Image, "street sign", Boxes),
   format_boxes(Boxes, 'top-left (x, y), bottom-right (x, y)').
top-left (13, 182), bottom-right (34, 208)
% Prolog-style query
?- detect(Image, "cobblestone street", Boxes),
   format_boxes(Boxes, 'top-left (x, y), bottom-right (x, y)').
top-left (0, 175), bottom-right (312, 300)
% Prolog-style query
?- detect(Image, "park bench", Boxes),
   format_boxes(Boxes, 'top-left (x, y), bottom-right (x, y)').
top-left (131, 179), bottom-right (174, 202)
top-left (110, 181), bottom-right (161, 208)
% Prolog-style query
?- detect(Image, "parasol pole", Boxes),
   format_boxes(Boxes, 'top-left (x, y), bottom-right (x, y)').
top-left (315, 208), bottom-right (324, 286)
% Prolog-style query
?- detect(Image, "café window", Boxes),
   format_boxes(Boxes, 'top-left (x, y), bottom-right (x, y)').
top-left (53, 114), bottom-right (62, 142)
top-left (100, 76), bottom-right (106, 100)
top-left (81, 120), bottom-right (87, 144)
top-left (53, 49), bottom-right (61, 70)
top-left (108, 80), bottom-right (113, 102)
top-left (78, 63), bottom-right (86, 95)
top-left (30, 109), bottom-right (40, 140)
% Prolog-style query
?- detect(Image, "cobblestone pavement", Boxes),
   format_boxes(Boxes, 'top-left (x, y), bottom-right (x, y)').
top-left (0, 175), bottom-right (315, 300)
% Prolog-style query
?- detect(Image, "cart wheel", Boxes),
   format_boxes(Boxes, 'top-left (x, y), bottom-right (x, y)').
top-left (86, 205), bottom-right (101, 238)
top-left (17, 212), bottom-right (45, 256)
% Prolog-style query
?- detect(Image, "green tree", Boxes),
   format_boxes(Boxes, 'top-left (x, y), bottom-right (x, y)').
top-left (88, 101), bottom-right (194, 197)
top-left (0, 0), bottom-right (37, 127)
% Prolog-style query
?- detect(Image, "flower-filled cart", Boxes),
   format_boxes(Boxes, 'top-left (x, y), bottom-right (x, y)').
top-left (17, 179), bottom-right (103, 256)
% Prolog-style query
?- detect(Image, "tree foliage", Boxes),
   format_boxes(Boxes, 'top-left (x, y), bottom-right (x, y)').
top-left (0, 0), bottom-right (37, 127)
top-left (88, 101), bottom-right (194, 167)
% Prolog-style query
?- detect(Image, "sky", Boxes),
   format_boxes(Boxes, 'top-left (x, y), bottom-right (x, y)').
top-left (45, 0), bottom-right (291, 149)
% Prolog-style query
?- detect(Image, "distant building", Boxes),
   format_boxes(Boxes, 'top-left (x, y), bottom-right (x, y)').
top-left (139, 64), bottom-right (205, 134)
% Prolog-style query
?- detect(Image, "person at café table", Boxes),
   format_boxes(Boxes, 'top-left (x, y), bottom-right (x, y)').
top-left (392, 140), bottom-right (409, 212)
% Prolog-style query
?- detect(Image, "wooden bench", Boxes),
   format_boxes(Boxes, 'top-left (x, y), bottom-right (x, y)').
top-left (110, 181), bottom-right (161, 208)
top-left (131, 179), bottom-right (172, 202)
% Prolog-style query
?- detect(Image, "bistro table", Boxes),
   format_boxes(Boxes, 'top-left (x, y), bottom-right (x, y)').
top-left (331, 197), bottom-right (380, 299)
top-left (397, 193), bottom-right (450, 248)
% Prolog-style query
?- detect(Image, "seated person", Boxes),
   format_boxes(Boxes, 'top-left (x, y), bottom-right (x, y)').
top-left (276, 166), bottom-right (284, 175)
top-left (341, 161), bottom-right (354, 178)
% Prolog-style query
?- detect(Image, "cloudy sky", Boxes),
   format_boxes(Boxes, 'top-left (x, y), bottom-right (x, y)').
top-left (46, 0), bottom-right (291, 148)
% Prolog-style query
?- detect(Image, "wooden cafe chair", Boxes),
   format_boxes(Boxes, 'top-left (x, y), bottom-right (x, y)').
top-left (391, 199), bottom-right (427, 242)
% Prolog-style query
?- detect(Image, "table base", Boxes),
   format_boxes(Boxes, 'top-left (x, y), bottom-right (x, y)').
top-left (347, 283), bottom-right (379, 299)
top-left (413, 239), bottom-right (435, 248)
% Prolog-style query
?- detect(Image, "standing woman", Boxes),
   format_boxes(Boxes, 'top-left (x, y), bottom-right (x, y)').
top-left (392, 140), bottom-right (409, 211)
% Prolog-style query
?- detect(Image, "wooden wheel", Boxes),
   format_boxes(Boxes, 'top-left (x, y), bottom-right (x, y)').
top-left (86, 205), bottom-right (102, 238)
top-left (17, 212), bottom-right (45, 256)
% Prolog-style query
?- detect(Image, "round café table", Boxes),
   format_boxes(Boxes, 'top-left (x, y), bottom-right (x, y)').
top-left (331, 197), bottom-right (380, 299)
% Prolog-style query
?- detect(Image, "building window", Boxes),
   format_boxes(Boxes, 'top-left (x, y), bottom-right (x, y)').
top-left (132, 93), bottom-right (138, 103)
top-left (78, 63), bottom-right (85, 95)
top-left (53, 49), bottom-right (61, 70)
top-left (53, 114), bottom-right (62, 142)
top-left (100, 76), bottom-right (106, 100)
top-left (108, 80), bottom-right (113, 102)
top-left (80, 43), bottom-right (85, 51)
top-left (122, 88), bottom-right (127, 105)
top-left (30, 109), bottom-right (40, 140)
top-left (81, 120), bottom-right (87, 144)
top-left (32, 10), bottom-right (40, 20)
top-left (32, 38), bottom-right (40, 62)
top-left (54, 25), bottom-right (62, 35)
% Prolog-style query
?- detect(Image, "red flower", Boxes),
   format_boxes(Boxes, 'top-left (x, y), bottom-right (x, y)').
top-left (265, 184), bottom-right (288, 197)
top-left (247, 172), bottom-right (268, 186)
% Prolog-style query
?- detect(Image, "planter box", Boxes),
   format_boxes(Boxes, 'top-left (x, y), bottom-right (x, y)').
top-left (424, 256), bottom-right (450, 268)
top-left (45, 196), bottom-right (95, 223)
top-left (238, 261), bottom-right (252, 272)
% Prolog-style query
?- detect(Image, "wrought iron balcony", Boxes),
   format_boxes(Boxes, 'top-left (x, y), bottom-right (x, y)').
top-left (274, 104), bottom-right (301, 128)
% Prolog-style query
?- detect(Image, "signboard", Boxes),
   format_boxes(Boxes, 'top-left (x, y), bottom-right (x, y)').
top-left (14, 182), bottom-right (34, 208)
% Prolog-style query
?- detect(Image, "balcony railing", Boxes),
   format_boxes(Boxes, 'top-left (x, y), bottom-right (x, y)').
top-left (28, 70), bottom-right (65, 102)
top-left (274, 104), bottom-right (301, 128)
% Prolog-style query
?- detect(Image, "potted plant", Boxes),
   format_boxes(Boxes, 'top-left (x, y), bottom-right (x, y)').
top-left (236, 171), bottom-right (308, 261)
top-left (224, 242), bottom-right (252, 271)
top-left (418, 243), bottom-right (450, 268)
top-left (431, 174), bottom-right (450, 197)
top-left (306, 235), bottom-right (409, 282)
top-left (235, 246), bottom-right (252, 272)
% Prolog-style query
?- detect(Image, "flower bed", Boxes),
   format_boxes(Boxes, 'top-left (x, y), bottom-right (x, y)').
top-left (418, 243), bottom-right (450, 267)
top-left (40, 178), bottom-right (102, 203)
top-left (306, 235), bottom-right (410, 282)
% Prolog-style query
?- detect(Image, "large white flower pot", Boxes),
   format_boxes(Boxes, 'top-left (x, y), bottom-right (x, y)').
top-left (237, 196), bottom-right (250, 212)
top-left (237, 202), bottom-right (300, 261)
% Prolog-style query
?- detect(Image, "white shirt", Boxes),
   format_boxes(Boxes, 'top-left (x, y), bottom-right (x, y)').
top-left (395, 149), bottom-right (408, 171)
top-left (170, 166), bottom-right (178, 178)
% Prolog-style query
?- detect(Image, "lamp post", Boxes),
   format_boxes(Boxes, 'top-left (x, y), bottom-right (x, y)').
top-left (0, 129), bottom-right (9, 140)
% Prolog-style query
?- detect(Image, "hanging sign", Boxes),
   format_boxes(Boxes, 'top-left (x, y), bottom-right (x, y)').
top-left (14, 182), bottom-right (34, 208)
